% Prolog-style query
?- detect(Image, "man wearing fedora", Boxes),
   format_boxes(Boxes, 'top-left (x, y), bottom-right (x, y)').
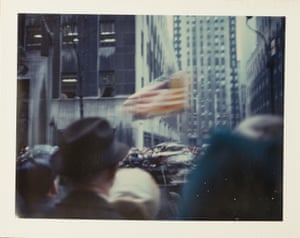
top-left (47, 117), bottom-right (129, 219)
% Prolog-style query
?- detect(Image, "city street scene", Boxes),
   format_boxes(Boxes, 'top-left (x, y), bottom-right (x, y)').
top-left (16, 14), bottom-right (284, 220)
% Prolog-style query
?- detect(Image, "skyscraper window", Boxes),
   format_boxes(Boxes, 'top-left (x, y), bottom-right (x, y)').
top-left (26, 26), bottom-right (43, 50)
top-left (61, 73), bottom-right (78, 98)
top-left (215, 58), bottom-right (219, 65)
top-left (99, 21), bottom-right (116, 47)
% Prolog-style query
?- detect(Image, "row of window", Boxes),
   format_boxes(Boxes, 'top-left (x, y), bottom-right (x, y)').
top-left (60, 70), bottom-right (136, 98)
top-left (173, 16), bottom-right (226, 24)
top-left (187, 55), bottom-right (227, 67)
top-left (25, 21), bottom-right (116, 51)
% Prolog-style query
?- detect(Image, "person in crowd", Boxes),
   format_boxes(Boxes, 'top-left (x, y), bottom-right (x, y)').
top-left (109, 168), bottom-right (160, 220)
top-left (177, 114), bottom-right (283, 220)
top-left (15, 144), bottom-right (59, 218)
top-left (46, 117), bottom-right (129, 219)
top-left (234, 114), bottom-right (283, 141)
top-left (156, 186), bottom-right (182, 220)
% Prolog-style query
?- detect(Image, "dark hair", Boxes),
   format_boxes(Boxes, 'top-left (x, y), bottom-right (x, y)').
top-left (16, 145), bottom-right (58, 203)
top-left (16, 161), bottom-right (55, 202)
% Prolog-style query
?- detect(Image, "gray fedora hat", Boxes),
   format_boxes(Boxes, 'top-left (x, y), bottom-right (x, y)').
top-left (52, 117), bottom-right (129, 179)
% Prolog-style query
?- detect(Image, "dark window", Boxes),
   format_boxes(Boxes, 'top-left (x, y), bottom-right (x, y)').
top-left (100, 70), bottom-right (115, 85)
top-left (221, 57), bottom-right (225, 65)
top-left (99, 71), bottom-right (115, 97)
top-left (200, 58), bottom-right (204, 66)
top-left (141, 77), bottom-right (144, 87)
top-left (26, 26), bottom-right (42, 50)
top-left (193, 57), bottom-right (197, 66)
top-left (215, 58), bottom-right (219, 65)
top-left (99, 21), bottom-right (116, 47)
top-left (61, 73), bottom-right (78, 98)
top-left (62, 24), bottom-right (79, 46)
top-left (207, 57), bottom-right (211, 65)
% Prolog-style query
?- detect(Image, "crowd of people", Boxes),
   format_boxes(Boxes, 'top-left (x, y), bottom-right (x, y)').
top-left (15, 114), bottom-right (283, 220)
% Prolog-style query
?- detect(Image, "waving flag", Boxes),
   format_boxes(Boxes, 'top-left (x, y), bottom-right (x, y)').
top-left (123, 71), bottom-right (190, 119)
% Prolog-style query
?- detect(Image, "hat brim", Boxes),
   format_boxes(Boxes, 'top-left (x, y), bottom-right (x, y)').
top-left (50, 140), bottom-right (129, 175)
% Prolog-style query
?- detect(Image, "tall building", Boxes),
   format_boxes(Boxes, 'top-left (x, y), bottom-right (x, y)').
top-left (16, 14), bottom-right (179, 152)
top-left (173, 16), bottom-right (241, 146)
top-left (246, 17), bottom-right (285, 116)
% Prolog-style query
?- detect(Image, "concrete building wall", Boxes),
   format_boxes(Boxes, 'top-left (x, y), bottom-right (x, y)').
top-left (17, 14), bottom-right (181, 151)
top-left (50, 97), bottom-right (135, 146)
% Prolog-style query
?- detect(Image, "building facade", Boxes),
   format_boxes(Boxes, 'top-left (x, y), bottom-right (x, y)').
top-left (173, 16), bottom-right (241, 146)
top-left (17, 14), bottom-right (180, 152)
top-left (246, 17), bottom-right (285, 116)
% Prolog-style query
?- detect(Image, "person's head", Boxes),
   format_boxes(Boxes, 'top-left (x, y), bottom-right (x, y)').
top-left (16, 145), bottom-right (59, 205)
top-left (53, 117), bottom-right (129, 195)
top-left (234, 114), bottom-right (283, 141)
top-left (179, 115), bottom-right (283, 220)
top-left (109, 168), bottom-right (161, 219)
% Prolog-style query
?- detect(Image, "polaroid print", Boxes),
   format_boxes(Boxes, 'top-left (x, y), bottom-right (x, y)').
top-left (15, 13), bottom-right (284, 222)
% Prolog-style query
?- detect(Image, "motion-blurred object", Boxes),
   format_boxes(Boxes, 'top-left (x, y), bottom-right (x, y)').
top-left (234, 114), bottom-right (283, 141)
top-left (119, 142), bottom-right (197, 188)
top-left (123, 71), bottom-right (190, 118)
top-left (152, 143), bottom-right (196, 186)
